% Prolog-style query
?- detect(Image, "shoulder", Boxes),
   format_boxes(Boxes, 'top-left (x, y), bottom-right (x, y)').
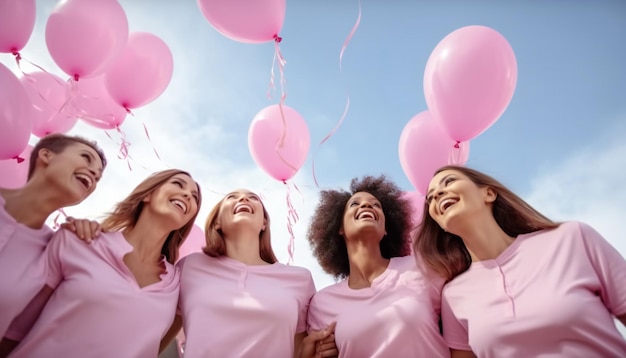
top-left (311, 280), bottom-right (344, 302)
top-left (177, 252), bottom-right (210, 270)
top-left (276, 263), bottom-right (313, 277)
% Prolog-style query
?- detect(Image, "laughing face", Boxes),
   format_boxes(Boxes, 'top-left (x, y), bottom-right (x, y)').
top-left (216, 189), bottom-right (266, 235)
top-left (42, 143), bottom-right (104, 205)
top-left (426, 169), bottom-right (496, 232)
top-left (340, 191), bottom-right (386, 240)
top-left (145, 174), bottom-right (200, 228)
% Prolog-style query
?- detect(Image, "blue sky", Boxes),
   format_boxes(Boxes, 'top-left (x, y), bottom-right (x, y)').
top-left (2, 0), bottom-right (625, 334)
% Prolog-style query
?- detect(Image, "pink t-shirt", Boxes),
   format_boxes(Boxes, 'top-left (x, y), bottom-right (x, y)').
top-left (0, 195), bottom-right (53, 337)
top-left (307, 255), bottom-right (450, 358)
top-left (9, 229), bottom-right (180, 358)
top-left (442, 221), bottom-right (626, 357)
top-left (178, 253), bottom-right (316, 358)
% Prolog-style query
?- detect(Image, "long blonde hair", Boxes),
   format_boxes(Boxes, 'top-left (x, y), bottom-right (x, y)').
top-left (413, 165), bottom-right (558, 282)
top-left (101, 169), bottom-right (202, 264)
top-left (203, 193), bottom-right (277, 264)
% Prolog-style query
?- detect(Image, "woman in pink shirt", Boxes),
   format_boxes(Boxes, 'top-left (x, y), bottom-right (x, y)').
top-left (416, 165), bottom-right (626, 358)
top-left (0, 134), bottom-right (106, 341)
top-left (1, 169), bottom-right (201, 358)
top-left (306, 175), bottom-right (450, 357)
top-left (166, 189), bottom-right (324, 358)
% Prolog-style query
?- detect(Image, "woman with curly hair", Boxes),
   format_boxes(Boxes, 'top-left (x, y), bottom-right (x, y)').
top-left (306, 175), bottom-right (449, 357)
top-left (416, 165), bottom-right (626, 358)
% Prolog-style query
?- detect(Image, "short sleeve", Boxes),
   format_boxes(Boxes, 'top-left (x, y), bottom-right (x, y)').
top-left (45, 229), bottom-right (69, 288)
top-left (306, 293), bottom-right (325, 333)
top-left (577, 222), bottom-right (626, 316)
top-left (296, 270), bottom-right (316, 334)
top-left (441, 290), bottom-right (472, 351)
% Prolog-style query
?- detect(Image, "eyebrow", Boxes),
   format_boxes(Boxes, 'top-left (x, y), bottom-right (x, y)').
top-left (426, 174), bottom-right (453, 196)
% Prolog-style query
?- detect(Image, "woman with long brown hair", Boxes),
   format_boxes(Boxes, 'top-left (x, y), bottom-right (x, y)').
top-left (1, 169), bottom-right (201, 358)
top-left (415, 165), bottom-right (626, 357)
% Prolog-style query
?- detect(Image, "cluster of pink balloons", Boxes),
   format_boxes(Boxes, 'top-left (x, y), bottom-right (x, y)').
top-left (0, 0), bottom-right (177, 187)
top-left (399, 25), bottom-right (518, 213)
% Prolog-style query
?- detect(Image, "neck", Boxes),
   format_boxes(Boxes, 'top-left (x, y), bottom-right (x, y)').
top-left (224, 228), bottom-right (266, 265)
top-left (0, 181), bottom-right (70, 229)
top-left (452, 213), bottom-right (516, 261)
top-left (123, 213), bottom-right (173, 263)
top-left (345, 234), bottom-right (389, 289)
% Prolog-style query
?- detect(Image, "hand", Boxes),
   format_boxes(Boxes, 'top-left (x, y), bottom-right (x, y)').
top-left (299, 322), bottom-right (338, 358)
top-left (60, 217), bottom-right (102, 243)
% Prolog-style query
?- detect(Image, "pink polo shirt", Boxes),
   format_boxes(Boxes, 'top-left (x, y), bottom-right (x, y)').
top-left (9, 229), bottom-right (180, 358)
top-left (179, 253), bottom-right (316, 358)
top-left (307, 255), bottom-right (450, 358)
top-left (442, 221), bottom-right (626, 357)
top-left (0, 195), bottom-right (53, 337)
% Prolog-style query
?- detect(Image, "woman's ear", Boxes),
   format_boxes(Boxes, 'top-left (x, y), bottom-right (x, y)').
top-left (38, 148), bottom-right (52, 164)
top-left (485, 187), bottom-right (497, 203)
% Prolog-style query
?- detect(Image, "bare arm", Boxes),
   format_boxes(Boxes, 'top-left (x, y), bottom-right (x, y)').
top-left (618, 313), bottom-right (626, 327)
top-left (159, 314), bottom-right (182, 354)
top-left (295, 322), bottom-right (337, 358)
top-left (293, 332), bottom-right (306, 358)
top-left (451, 349), bottom-right (477, 358)
top-left (0, 286), bottom-right (55, 357)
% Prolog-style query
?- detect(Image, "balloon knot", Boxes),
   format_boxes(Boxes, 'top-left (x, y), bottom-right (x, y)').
top-left (273, 34), bottom-right (282, 43)
top-left (11, 50), bottom-right (21, 60)
top-left (13, 155), bottom-right (24, 164)
top-left (73, 74), bottom-right (79, 81)
top-left (454, 141), bottom-right (460, 149)
top-left (282, 180), bottom-right (287, 185)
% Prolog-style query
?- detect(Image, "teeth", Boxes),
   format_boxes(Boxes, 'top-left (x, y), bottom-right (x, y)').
top-left (75, 173), bottom-right (93, 190)
top-left (171, 199), bottom-right (187, 213)
top-left (439, 198), bottom-right (458, 213)
top-left (234, 204), bottom-right (253, 214)
top-left (357, 211), bottom-right (375, 220)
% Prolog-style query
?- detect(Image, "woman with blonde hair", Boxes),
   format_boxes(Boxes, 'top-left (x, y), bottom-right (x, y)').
top-left (1, 169), bottom-right (202, 358)
top-left (416, 165), bottom-right (626, 357)
top-left (163, 188), bottom-right (323, 358)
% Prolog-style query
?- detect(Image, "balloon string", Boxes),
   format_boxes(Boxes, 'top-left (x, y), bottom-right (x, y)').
top-left (447, 141), bottom-right (466, 165)
top-left (312, 0), bottom-right (362, 188)
top-left (104, 126), bottom-right (133, 171)
top-left (12, 51), bottom-right (51, 77)
top-left (283, 180), bottom-right (301, 265)
top-left (52, 208), bottom-right (68, 230)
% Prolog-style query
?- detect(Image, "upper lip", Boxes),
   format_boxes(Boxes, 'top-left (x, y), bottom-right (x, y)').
top-left (234, 203), bottom-right (254, 214)
top-left (170, 199), bottom-right (188, 214)
top-left (74, 173), bottom-right (94, 191)
top-left (356, 209), bottom-right (377, 220)
top-left (438, 197), bottom-right (459, 214)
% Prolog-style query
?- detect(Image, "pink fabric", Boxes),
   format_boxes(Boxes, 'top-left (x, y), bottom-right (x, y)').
top-left (9, 229), bottom-right (180, 358)
top-left (179, 253), bottom-right (315, 358)
top-left (442, 221), bottom-right (626, 357)
top-left (0, 195), bottom-right (53, 337)
top-left (307, 256), bottom-right (449, 357)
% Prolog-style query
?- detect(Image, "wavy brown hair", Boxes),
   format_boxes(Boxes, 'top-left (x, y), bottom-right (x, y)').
top-left (101, 169), bottom-right (202, 264)
top-left (203, 193), bottom-right (277, 264)
top-left (307, 175), bottom-right (412, 280)
top-left (413, 165), bottom-right (558, 282)
top-left (28, 133), bottom-right (107, 179)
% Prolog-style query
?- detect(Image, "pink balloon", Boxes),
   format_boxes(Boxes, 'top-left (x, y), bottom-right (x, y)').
top-left (45, 0), bottom-right (129, 79)
top-left (0, 0), bottom-right (36, 53)
top-left (74, 76), bottom-right (127, 129)
top-left (424, 25), bottom-right (517, 142)
top-left (178, 224), bottom-right (205, 262)
top-left (401, 191), bottom-right (425, 231)
top-left (0, 63), bottom-right (32, 160)
top-left (20, 71), bottom-right (78, 137)
top-left (248, 104), bottom-right (310, 182)
top-left (197, 0), bottom-right (286, 44)
top-left (105, 32), bottom-right (174, 109)
top-left (398, 111), bottom-right (470, 195)
top-left (0, 145), bottom-right (33, 189)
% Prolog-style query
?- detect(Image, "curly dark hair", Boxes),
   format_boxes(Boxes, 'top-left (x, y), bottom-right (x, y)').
top-left (307, 175), bottom-right (412, 280)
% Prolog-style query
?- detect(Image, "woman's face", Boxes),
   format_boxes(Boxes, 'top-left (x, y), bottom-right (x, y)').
top-left (144, 173), bottom-right (200, 229)
top-left (341, 191), bottom-right (386, 241)
top-left (217, 189), bottom-right (266, 235)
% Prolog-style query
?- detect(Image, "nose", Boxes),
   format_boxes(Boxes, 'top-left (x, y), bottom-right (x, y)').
top-left (237, 195), bottom-right (249, 202)
top-left (359, 201), bottom-right (373, 208)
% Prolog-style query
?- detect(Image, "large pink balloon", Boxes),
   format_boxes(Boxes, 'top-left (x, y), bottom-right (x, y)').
top-left (74, 76), bottom-right (127, 129)
top-left (248, 104), bottom-right (310, 182)
top-left (105, 32), bottom-right (174, 109)
top-left (45, 0), bottom-right (129, 79)
top-left (0, 0), bottom-right (36, 53)
top-left (178, 224), bottom-right (205, 263)
top-left (0, 63), bottom-right (32, 160)
top-left (20, 71), bottom-right (78, 137)
top-left (398, 111), bottom-right (470, 195)
top-left (197, 0), bottom-right (286, 44)
top-left (424, 25), bottom-right (517, 142)
top-left (0, 145), bottom-right (33, 189)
